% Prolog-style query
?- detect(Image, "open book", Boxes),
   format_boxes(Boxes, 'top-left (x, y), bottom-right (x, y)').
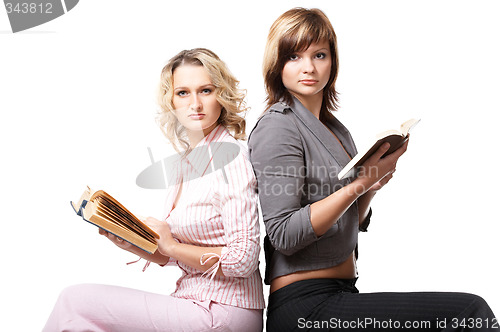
top-left (71, 186), bottom-right (159, 254)
top-left (338, 118), bottom-right (420, 180)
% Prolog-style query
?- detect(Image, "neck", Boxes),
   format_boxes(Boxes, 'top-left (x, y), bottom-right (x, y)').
top-left (186, 131), bottom-right (205, 148)
top-left (292, 93), bottom-right (323, 119)
top-left (186, 123), bottom-right (218, 148)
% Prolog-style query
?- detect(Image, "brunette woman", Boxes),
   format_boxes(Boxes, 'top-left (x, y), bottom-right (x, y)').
top-left (248, 8), bottom-right (496, 331)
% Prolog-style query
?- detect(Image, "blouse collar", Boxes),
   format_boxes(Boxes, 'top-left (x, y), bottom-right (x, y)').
top-left (182, 125), bottom-right (236, 179)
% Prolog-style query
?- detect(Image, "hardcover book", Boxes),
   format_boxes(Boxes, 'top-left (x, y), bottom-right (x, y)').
top-left (71, 186), bottom-right (159, 254)
top-left (338, 118), bottom-right (420, 180)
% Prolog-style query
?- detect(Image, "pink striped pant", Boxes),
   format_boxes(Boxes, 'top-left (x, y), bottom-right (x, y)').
top-left (43, 284), bottom-right (263, 332)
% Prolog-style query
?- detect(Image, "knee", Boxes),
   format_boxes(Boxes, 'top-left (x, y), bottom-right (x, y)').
top-left (55, 284), bottom-right (98, 314)
top-left (44, 284), bottom-right (101, 331)
top-left (465, 293), bottom-right (488, 307)
top-left (58, 284), bottom-right (90, 302)
top-left (459, 293), bottom-right (494, 318)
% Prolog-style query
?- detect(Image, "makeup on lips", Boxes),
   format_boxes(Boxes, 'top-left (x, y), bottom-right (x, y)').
top-left (299, 79), bottom-right (319, 86)
top-left (188, 113), bottom-right (206, 120)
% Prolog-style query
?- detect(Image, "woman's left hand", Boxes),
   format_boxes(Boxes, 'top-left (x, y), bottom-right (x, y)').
top-left (142, 217), bottom-right (177, 256)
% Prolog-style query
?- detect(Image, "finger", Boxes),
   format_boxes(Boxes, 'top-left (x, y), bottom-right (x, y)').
top-left (99, 229), bottom-right (108, 236)
top-left (371, 142), bottom-right (391, 161)
top-left (374, 176), bottom-right (392, 190)
top-left (394, 140), bottom-right (409, 157)
top-left (378, 173), bottom-right (392, 184)
top-left (385, 140), bottom-right (408, 162)
top-left (146, 216), bottom-right (160, 223)
top-left (105, 232), bottom-right (119, 242)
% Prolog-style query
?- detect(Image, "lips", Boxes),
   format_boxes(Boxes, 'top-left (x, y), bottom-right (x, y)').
top-left (189, 114), bottom-right (205, 120)
top-left (299, 79), bottom-right (318, 85)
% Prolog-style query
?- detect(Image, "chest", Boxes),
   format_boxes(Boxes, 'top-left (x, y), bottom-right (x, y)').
top-left (167, 173), bottom-right (225, 244)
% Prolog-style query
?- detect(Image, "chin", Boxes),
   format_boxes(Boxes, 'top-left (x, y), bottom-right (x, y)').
top-left (185, 121), bottom-right (217, 133)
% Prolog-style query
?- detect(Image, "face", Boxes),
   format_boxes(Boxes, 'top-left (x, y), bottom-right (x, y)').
top-left (172, 64), bottom-right (222, 138)
top-left (281, 40), bottom-right (332, 103)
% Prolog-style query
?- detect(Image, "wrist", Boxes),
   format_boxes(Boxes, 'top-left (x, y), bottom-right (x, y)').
top-left (163, 239), bottom-right (179, 258)
top-left (363, 188), bottom-right (378, 198)
top-left (155, 252), bottom-right (170, 266)
top-left (349, 178), bottom-right (371, 196)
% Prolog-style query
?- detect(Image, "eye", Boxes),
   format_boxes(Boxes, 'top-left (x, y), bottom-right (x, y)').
top-left (288, 54), bottom-right (299, 61)
top-left (176, 90), bottom-right (188, 97)
top-left (315, 52), bottom-right (327, 59)
top-left (201, 88), bottom-right (212, 94)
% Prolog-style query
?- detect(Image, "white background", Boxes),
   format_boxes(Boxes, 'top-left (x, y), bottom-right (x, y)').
top-left (1, 0), bottom-right (499, 330)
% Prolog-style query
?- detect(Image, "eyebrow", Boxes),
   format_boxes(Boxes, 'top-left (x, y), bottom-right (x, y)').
top-left (311, 47), bottom-right (329, 53)
top-left (173, 83), bottom-right (215, 91)
top-left (293, 47), bottom-right (329, 55)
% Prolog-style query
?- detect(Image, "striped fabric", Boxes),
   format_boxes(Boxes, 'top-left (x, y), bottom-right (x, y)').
top-left (163, 125), bottom-right (265, 309)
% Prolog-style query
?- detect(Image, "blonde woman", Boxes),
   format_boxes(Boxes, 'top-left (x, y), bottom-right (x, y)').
top-left (248, 8), bottom-right (496, 331)
top-left (44, 48), bottom-right (264, 332)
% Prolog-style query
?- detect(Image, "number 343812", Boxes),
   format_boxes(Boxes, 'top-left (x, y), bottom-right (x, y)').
top-left (5, 2), bottom-right (53, 14)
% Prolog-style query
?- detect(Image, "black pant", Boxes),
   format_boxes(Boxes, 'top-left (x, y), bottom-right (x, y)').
top-left (267, 278), bottom-right (497, 331)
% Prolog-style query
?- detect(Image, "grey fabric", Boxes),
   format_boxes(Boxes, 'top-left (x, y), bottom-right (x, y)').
top-left (248, 97), bottom-right (364, 284)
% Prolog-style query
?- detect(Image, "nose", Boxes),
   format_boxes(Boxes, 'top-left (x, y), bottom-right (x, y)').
top-left (302, 57), bottom-right (315, 74)
top-left (190, 94), bottom-right (202, 111)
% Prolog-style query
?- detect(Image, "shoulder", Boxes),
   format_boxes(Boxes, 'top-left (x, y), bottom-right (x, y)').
top-left (256, 101), bottom-right (296, 123)
top-left (212, 127), bottom-right (252, 169)
top-left (248, 102), bottom-right (301, 145)
top-left (248, 103), bottom-right (305, 163)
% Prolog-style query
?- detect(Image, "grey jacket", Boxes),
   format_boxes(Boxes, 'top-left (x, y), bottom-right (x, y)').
top-left (248, 97), bottom-right (370, 284)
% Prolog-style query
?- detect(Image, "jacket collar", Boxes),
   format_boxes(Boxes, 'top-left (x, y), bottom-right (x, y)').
top-left (280, 96), bottom-right (357, 168)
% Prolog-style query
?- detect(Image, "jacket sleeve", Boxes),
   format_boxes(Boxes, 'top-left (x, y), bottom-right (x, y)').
top-left (359, 207), bottom-right (372, 232)
top-left (248, 112), bottom-right (319, 255)
top-left (213, 147), bottom-right (261, 278)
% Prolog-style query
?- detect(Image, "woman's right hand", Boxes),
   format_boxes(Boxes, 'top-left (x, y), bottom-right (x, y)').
top-left (98, 226), bottom-right (170, 265)
top-left (99, 229), bottom-right (135, 252)
top-left (354, 140), bottom-right (409, 194)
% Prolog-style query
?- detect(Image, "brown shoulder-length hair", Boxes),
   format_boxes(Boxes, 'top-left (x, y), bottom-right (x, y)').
top-left (157, 48), bottom-right (247, 151)
top-left (263, 7), bottom-right (339, 121)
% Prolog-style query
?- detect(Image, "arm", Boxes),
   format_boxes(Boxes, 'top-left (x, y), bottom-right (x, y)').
top-left (214, 148), bottom-right (261, 278)
top-left (102, 212), bottom-right (247, 277)
top-left (99, 228), bottom-right (170, 265)
top-left (249, 114), bottom-right (314, 255)
top-left (356, 139), bottom-right (408, 229)
top-left (142, 149), bottom-right (260, 278)
top-left (357, 191), bottom-right (375, 230)
top-left (249, 114), bottom-right (408, 255)
top-left (123, 219), bottom-right (225, 276)
top-left (98, 196), bottom-right (222, 272)
top-left (310, 141), bottom-right (408, 236)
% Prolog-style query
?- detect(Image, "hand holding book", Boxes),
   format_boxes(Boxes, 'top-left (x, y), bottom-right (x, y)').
top-left (71, 186), bottom-right (160, 254)
top-left (338, 118), bottom-right (419, 180)
top-left (354, 139), bottom-right (409, 193)
top-left (98, 221), bottom-right (171, 266)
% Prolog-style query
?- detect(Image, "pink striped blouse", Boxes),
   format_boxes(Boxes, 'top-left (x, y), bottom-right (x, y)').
top-left (163, 125), bottom-right (265, 309)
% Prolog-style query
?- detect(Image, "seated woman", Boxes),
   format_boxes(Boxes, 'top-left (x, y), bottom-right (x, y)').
top-left (44, 48), bottom-right (265, 332)
top-left (248, 7), bottom-right (497, 331)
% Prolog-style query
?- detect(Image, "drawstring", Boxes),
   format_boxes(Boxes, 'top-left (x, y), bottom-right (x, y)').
top-left (127, 257), bottom-right (151, 272)
top-left (200, 253), bottom-right (222, 284)
top-left (127, 251), bottom-right (223, 278)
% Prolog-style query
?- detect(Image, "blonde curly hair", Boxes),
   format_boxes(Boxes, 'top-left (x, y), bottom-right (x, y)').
top-left (157, 48), bottom-right (248, 151)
